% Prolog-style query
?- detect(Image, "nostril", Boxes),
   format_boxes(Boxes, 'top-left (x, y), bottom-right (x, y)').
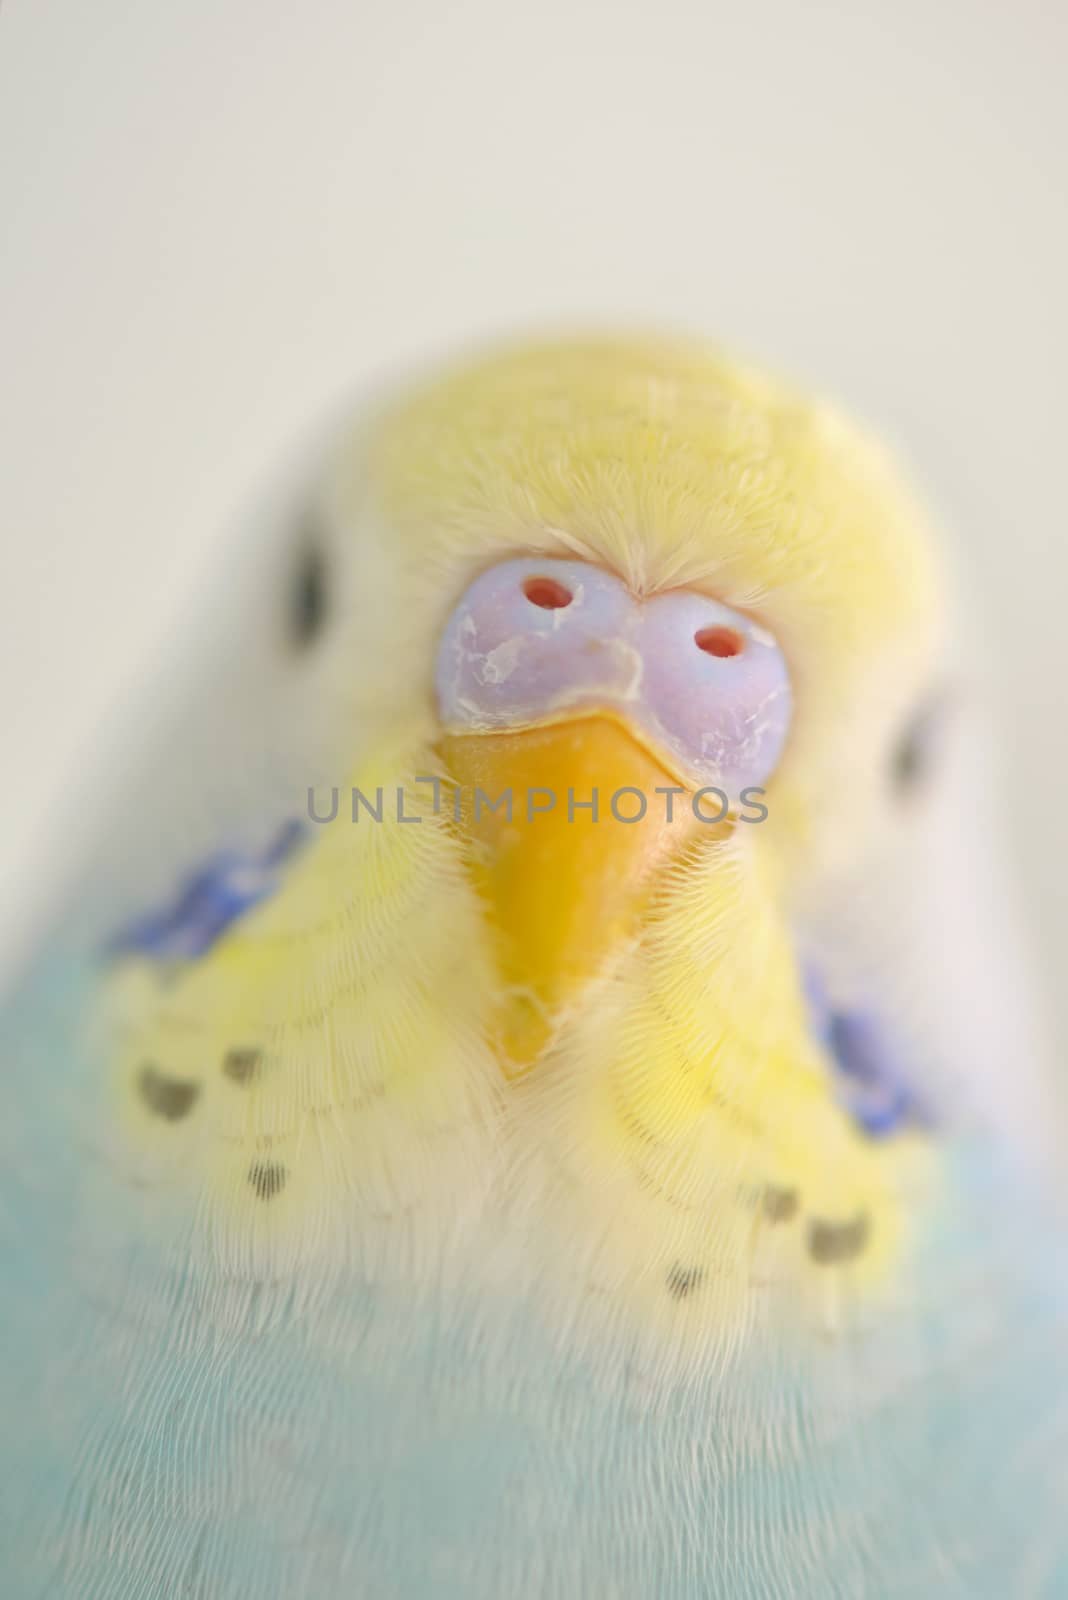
top-left (436, 556), bottom-right (631, 733)
top-left (694, 625), bottom-right (745, 659)
top-left (522, 575), bottom-right (573, 611)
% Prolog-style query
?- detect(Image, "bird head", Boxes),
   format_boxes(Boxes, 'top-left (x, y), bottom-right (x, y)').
top-left (331, 336), bottom-right (943, 1070)
top-left (110, 335), bottom-right (977, 1341)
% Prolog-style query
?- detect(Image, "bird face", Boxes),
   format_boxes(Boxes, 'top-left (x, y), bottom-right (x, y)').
top-left (341, 336), bottom-right (945, 1066)
top-left (107, 335), bottom-right (955, 1342)
top-left (317, 337), bottom-right (949, 1321)
top-left (433, 555), bottom-right (792, 1071)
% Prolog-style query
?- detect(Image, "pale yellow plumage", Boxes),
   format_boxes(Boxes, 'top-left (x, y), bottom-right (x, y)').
top-left (362, 335), bottom-right (945, 878)
top-left (103, 334), bottom-right (944, 1347)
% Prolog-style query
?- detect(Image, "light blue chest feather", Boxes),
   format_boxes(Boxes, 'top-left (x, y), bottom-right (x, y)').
top-left (3, 952), bottom-right (1067, 1599)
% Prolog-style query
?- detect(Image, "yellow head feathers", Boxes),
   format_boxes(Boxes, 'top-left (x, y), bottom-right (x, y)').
top-left (103, 334), bottom-right (950, 1358)
top-left (333, 333), bottom-right (946, 879)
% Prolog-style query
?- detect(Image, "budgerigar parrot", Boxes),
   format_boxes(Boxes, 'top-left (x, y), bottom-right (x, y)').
top-left (2, 335), bottom-right (1066, 1597)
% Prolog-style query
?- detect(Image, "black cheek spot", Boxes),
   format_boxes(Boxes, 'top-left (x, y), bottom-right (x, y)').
top-left (763, 1185), bottom-right (800, 1223)
top-left (138, 1064), bottom-right (201, 1122)
top-left (807, 1213), bottom-right (870, 1265)
top-left (666, 1263), bottom-right (704, 1300)
top-left (248, 1160), bottom-right (287, 1201)
top-left (290, 539), bottom-right (328, 649)
top-left (223, 1047), bottom-right (262, 1084)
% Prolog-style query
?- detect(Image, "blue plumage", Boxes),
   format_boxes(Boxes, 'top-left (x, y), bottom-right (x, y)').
top-left (3, 936), bottom-right (1068, 1599)
top-left (107, 820), bottom-right (305, 964)
top-left (4, 335), bottom-right (1066, 1598)
top-left (803, 962), bottom-right (932, 1139)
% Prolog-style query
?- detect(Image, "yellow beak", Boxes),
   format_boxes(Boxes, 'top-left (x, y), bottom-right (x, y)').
top-left (438, 716), bottom-right (714, 1075)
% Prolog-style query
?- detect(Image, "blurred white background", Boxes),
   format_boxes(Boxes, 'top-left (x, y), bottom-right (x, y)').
top-left (0, 0), bottom-right (1065, 1025)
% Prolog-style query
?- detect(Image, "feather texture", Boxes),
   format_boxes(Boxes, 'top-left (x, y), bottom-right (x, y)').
top-left (2, 334), bottom-right (1064, 1597)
